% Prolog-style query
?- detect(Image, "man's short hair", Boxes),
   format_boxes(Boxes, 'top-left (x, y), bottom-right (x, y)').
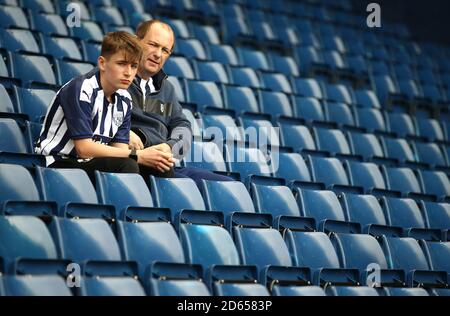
top-left (135, 19), bottom-right (175, 51)
top-left (101, 31), bottom-right (143, 63)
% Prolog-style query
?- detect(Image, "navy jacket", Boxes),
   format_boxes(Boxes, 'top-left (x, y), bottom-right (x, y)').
top-left (128, 70), bottom-right (192, 159)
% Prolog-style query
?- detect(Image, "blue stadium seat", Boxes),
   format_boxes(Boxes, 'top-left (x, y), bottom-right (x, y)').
top-left (354, 89), bottom-right (381, 108)
top-left (419, 201), bottom-right (450, 237)
top-left (341, 194), bottom-right (397, 236)
top-left (214, 282), bottom-right (270, 296)
top-left (324, 83), bottom-right (353, 105)
top-left (413, 142), bottom-right (446, 167)
top-left (251, 184), bottom-right (301, 220)
top-left (345, 161), bottom-right (388, 194)
top-left (260, 72), bottom-right (292, 94)
top-left (192, 24), bottom-right (220, 45)
top-left (294, 188), bottom-right (358, 233)
top-left (55, 60), bottom-right (94, 85)
top-left (182, 108), bottom-right (201, 139)
top-left (237, 47), bottom-right (270, 72)
top-left (384, 288), bottom-right (429, 296)
top-left (202, 114), bottom-right (242, 142)
top-left (229, 66), bottom-right (262, 89)
top-left (194, 60), bottom-right (229, 84)
top-left (383, 166), bottom-right (422, 197)
top-left (323, 102), bottom-right (355, 128)
top-left (381, 137), bottom-right (416, 163)
top-left (354, 108), bottom-right (387, 134)
top-left (29, 13), bottom-right (67, 36)
top-left (233, 226), bottom-right (292, 275)
top-left (2, 275), bottom-right (72, 296)
top-left (201, 180), bottom-right (256, 223)
top-left (0, 29), bottom-right (40, 54)
top-left (166, 18), bottom-right (190, 38)
top-left (95, 171), bottom-right (156, 221)
top-left (386, 112), bottom-right (416, 138)
top-left (313, 128), bottom-right (351, 156)
top-left (116, 0), bottom-right (145, 14)
top-left (420, 241), bottom-right (450, 281)
top-left (347, 132), bottom-right (384, 161)
top-left (41, 36), bottom-right (83, 61)
top-left (238, 116), bottom-right (280, 147)
top-left (284, 231), bottom-right (353, 285)
top-left (208, 44), bottom-right (239, 66)
top-left (379, 236), bottom-right (445, 287)
top-left (177, 39), bottom-right (207, 60)
top-left (292, 97), bottom-right (325, 123)
top-left (0, 5), bottom-right (29, 29)
top-left (222, 85), bottom-right (259, 115)
top-left (258, 90), bottom-right (292, 118)
top-left (417, 170), bottom-right (450, 200)
top-left (0, 163), bottom-right (59, 216)
top-left (179, 223), bottom-right (240, 270)
top-left (36, 167), bottom-right (104, 218)
top-left (291, 78), bottom-right (324, 100)
top-left (80, 277), bottom-right (146, 296)
top-left (164, 56), bottom-right (195, 79)
top-left (272, 285), bottom-right (326, 296)
top-left (0, 118), bottom-right (32, 153)
top-left (325, 286), bottom-right (380, 296)
top-left (0, 83), bottom-right (16, 115)
top-left (93, 6), bottom-right (125, 26)
top-left (275, 153), bottom-right (311, 183)
top-left (150, 278), bottom-right (211, 296)
top-left (81, 41), bottom-right (101, 64)
top-left (279, 122), bottom-right (316, 151)
top-left (184, 141), bottom-right (228, 172)
top-left (167, 76), bottom-right (185, 102)
top-left (49, 217), bottom-right (122, 265)
top-left (116, 220), bottom-right (185, 278)
top-left (11, 53), bottom-right (57, 88)
top-left (416, 118), bottom-right (445, 142)
top-left (0, 215), bottom-right (59, 274)
top-left (224, 144), bottom-right (272, 182)
top-left (70, 21), bottom-right (104, 42)
top-left (14, 87), bottom-right (56, 122)
top-left (150, 177), bottom-right (206, 221)
top-left (187, 80), bottom-right (223, 110)
top-left (270, 54), bottom-right (299, 77)
top-left (381, 197), bottom-right (434, 239)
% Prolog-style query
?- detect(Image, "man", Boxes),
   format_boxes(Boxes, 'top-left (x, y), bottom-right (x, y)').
top-left (35, 31), bottom-right (174, 183)
top-left (128, 20), bottom-right (232, 187)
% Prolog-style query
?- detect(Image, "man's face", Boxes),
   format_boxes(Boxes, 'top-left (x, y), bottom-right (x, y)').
top-left (99, 51), bottom-right (139, 91)
top-left (139, 23), bottom-right (174, 77)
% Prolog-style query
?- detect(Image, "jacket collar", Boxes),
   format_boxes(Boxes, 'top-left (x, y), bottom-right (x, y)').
top-left (134, 69), bottom-right (168, 92)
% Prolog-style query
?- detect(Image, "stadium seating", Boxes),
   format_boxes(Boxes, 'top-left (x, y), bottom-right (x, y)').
top-left (1, 0), bottom-right (449, 297)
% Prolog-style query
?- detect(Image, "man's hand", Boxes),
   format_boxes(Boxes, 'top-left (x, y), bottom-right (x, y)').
top-left (152, 143), bottom-right (172, 154)
top-left (137, 147), bottom-right (174, 172)
top-left (129, 130), bottom-right (144, 150)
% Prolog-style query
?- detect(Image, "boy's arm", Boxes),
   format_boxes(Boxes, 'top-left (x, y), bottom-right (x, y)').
top-left (111, 142), bottom-right (129, 150)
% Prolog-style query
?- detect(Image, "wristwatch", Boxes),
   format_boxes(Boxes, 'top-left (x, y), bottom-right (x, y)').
top-left (129, 148), bottom-right (138, 161)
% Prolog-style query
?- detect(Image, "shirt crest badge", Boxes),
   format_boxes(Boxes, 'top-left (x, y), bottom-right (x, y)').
top-left (113, 111), bottom-right (124, 126)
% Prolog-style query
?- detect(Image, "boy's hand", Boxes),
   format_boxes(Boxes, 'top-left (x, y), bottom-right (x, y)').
top-left (129, 130), bottom-right (144, 150)
top-left (137, 147), bottom-right (174, 172)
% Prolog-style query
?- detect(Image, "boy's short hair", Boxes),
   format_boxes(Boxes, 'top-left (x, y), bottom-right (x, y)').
top-left (101, 31), bottom-right (142, 63)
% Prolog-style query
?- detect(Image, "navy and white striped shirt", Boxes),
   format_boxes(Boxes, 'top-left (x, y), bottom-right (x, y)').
top-left (35, 68), bottom-right (133, 166)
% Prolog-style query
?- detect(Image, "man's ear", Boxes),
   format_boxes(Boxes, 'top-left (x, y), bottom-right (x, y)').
top-left (98, 56), bottom-right (106, 72)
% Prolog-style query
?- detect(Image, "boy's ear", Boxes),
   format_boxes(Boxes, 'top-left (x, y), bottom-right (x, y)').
top-left (98, 56), bottom-right (106, 71)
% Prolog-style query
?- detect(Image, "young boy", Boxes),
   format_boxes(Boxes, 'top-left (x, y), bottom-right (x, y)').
top-left (35, 31), bottom-right (174, 182)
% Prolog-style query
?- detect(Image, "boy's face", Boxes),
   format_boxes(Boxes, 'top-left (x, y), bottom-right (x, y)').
top-left (98, 51), bottom-right (139, 91)
top-left (139, 22), bottom-right (174, 77)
